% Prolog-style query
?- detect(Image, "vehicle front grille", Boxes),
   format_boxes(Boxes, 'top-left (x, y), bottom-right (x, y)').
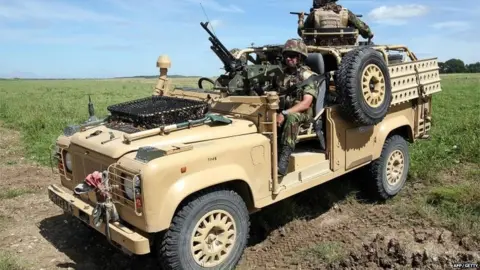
top-left (106, 163), bottom-right (143, 216)
top-left (50, 143), bottom-right (142, 216)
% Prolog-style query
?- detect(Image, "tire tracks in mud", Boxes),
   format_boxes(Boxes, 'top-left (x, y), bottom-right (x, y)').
top-left (237, 202), bottom-right (480, 269)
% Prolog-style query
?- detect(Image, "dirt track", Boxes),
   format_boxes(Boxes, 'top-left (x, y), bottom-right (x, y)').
top-left (1, 125), bottom-right (479, 270)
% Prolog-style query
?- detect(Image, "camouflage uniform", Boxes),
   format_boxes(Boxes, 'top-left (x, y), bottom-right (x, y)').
top-left (298, 0), bottom-right (374, 45)
top-left (279, 68), bottom-right (318, 149)
top-left (277, 39), bottom-right (322, 176)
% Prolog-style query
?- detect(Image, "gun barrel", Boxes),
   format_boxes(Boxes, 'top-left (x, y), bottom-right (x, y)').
top-left (210, 46), bottom-right (232, 72)
top-left (201, 21), bottom-right (243, 73)
top-left (290, 11), bottom-right (310, 16)
top-left (202, 22), bottom-right (234, 57)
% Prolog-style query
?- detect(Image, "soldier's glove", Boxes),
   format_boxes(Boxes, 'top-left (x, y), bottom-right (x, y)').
top-left (298, 12), bottom-right (305, 21)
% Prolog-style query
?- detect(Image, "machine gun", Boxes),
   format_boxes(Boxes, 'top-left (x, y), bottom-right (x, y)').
top-left (200, 22), bottom-right (244, 74)
top-left (200, 21), bottom-right (285, 96)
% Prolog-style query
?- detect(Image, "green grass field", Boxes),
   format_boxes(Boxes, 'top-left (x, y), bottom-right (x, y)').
top-left (1, 73), bottom-right (479, 241)
top-left (0, 78), bottom-right (199, 165)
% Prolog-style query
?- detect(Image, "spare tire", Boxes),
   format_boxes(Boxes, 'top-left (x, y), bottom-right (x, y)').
top-left (335, 47), bottom-right (392, 126)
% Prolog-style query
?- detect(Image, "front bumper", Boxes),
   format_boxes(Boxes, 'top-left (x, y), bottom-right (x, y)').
top-left (47, 184), bottom-right (151, 255)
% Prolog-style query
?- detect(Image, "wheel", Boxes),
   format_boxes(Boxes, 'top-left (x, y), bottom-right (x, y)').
top-left (364, 135), bottom-right (410, 200)
top-left (156, 188), bottom-right (250, 270)
top-left (198, 77), bottom-right (216, 89)
top-left (335, 47), bottom-right (392, 126)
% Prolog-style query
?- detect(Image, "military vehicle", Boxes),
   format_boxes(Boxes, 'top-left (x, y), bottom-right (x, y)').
top-left (47, 20), bottom-right (442, 269)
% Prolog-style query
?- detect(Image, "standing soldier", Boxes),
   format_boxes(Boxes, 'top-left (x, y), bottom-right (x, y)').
top-left (276, 38), bottom-right (326, 176)
top-left (297, 0), bottom-right (374, 45)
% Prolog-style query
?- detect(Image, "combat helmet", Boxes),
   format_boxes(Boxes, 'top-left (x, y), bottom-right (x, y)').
top-left (282, 38), bottom-right (308, 59)
top-left (313, 0), bottom-right (337, 7)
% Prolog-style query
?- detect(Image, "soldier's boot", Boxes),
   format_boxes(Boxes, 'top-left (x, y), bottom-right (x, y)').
top-left (278, 145), bottom-right (294, 176)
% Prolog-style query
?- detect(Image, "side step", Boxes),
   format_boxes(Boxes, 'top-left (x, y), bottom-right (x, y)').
top-left (287, 151), bottom-right (327, 172)
top-left (280, 152), bottom-right (331, 188)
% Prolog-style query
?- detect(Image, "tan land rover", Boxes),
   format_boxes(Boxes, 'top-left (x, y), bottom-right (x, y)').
top-left (47, 21), bottom-right (442, 269)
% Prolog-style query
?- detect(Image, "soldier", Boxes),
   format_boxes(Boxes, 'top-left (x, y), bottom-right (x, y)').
top-left (276, 38), bottom-right (325, 176)
top-left (297, 0), bottom-right (374, 44)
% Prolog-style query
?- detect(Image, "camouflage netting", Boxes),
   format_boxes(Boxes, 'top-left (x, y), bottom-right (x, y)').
top-left (105, 96), bottom-right (208, 133)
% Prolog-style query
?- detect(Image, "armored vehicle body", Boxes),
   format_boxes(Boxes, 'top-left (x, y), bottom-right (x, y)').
top-left (47, 21), bottom-right (441, 269)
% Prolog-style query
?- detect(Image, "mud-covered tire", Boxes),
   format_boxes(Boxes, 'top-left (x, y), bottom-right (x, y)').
top-left (156, 188), bottom-right (250, 270)
top-left (364, 135), bottom-right (410, 200)
top-left (335, 47), bottom-right (392, 126)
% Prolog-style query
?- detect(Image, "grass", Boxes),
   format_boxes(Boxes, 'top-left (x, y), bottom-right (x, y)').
top-left (412, 164), bottom-right (480, 239)
top-left (0, 252), bottom-right (27, 270)
top-left (0, 78), bottom-right (199, 165)
top-left (293, 241), bottom-right (347, 265)
top-left (408, 73), bottom-right (480, 182)
top-left (0, 188), bottom-right (36, 200)
top-left (395, 73), bottom-right (479, 240)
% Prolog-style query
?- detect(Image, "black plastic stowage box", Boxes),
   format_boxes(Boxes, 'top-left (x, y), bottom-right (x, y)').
top-left (106, 96), bottom-right (208, 128)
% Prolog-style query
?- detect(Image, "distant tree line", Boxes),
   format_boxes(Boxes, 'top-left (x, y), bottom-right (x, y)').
top-left (438, 59), bottom-right (480, 73)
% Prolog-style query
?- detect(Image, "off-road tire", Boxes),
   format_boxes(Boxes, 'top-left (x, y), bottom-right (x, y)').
top-left (364, 135), bottom-right (410, 200)
top-left (335, 47), bottom-right (392, 126)
top-left (156, 188), bottom-right (250, 270)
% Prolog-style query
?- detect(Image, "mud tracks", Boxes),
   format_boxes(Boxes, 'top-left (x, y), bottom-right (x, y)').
top-left (237, 190), bottom-right (480, 270)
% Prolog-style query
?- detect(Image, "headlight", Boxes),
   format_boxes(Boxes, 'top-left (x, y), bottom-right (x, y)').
top-left (124, 175), bottom-right (140, 200)
top-left (64, 152), bottom-right (72, 172)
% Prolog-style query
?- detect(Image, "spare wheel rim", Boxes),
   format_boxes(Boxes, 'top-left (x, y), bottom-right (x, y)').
top-left (361, 64), bottom-right (386, 108)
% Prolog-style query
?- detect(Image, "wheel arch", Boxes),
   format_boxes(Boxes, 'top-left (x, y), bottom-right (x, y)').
top-left (173, 179), bottom-right (256, 216)
top-left (388, 125), bottom-right (414, 143)
top-left (151, 166), bottom-right (257, 233)
top-left (373, 122), bottom-right (414, 160)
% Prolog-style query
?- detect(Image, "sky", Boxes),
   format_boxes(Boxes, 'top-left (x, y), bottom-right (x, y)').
top-left (1, 0), bottom-right (479, 78)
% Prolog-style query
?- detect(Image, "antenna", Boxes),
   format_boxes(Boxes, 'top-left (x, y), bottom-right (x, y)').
top-left (87, 94), bottom-right (98, 123)
top-left (200, 2), bottom-right (216, 36)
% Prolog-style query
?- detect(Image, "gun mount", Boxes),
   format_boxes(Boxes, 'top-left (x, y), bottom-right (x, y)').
top-left (200, 21), bottom-right (286, 96)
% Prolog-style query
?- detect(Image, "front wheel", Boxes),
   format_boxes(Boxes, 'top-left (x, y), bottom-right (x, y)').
top-left (364, 135), bottom-right (410, 200)
top-left (156, 188), bottom-right (250, 270)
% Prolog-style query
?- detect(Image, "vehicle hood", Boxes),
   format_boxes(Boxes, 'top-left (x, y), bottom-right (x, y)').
top-left (68, 118), bottom-right (257, 159)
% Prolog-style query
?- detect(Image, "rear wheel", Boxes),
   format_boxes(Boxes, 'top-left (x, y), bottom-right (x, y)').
top-left (364, 135), bottom-right (410, 200)
top-left (157, 188), bottom-right (250, 270)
